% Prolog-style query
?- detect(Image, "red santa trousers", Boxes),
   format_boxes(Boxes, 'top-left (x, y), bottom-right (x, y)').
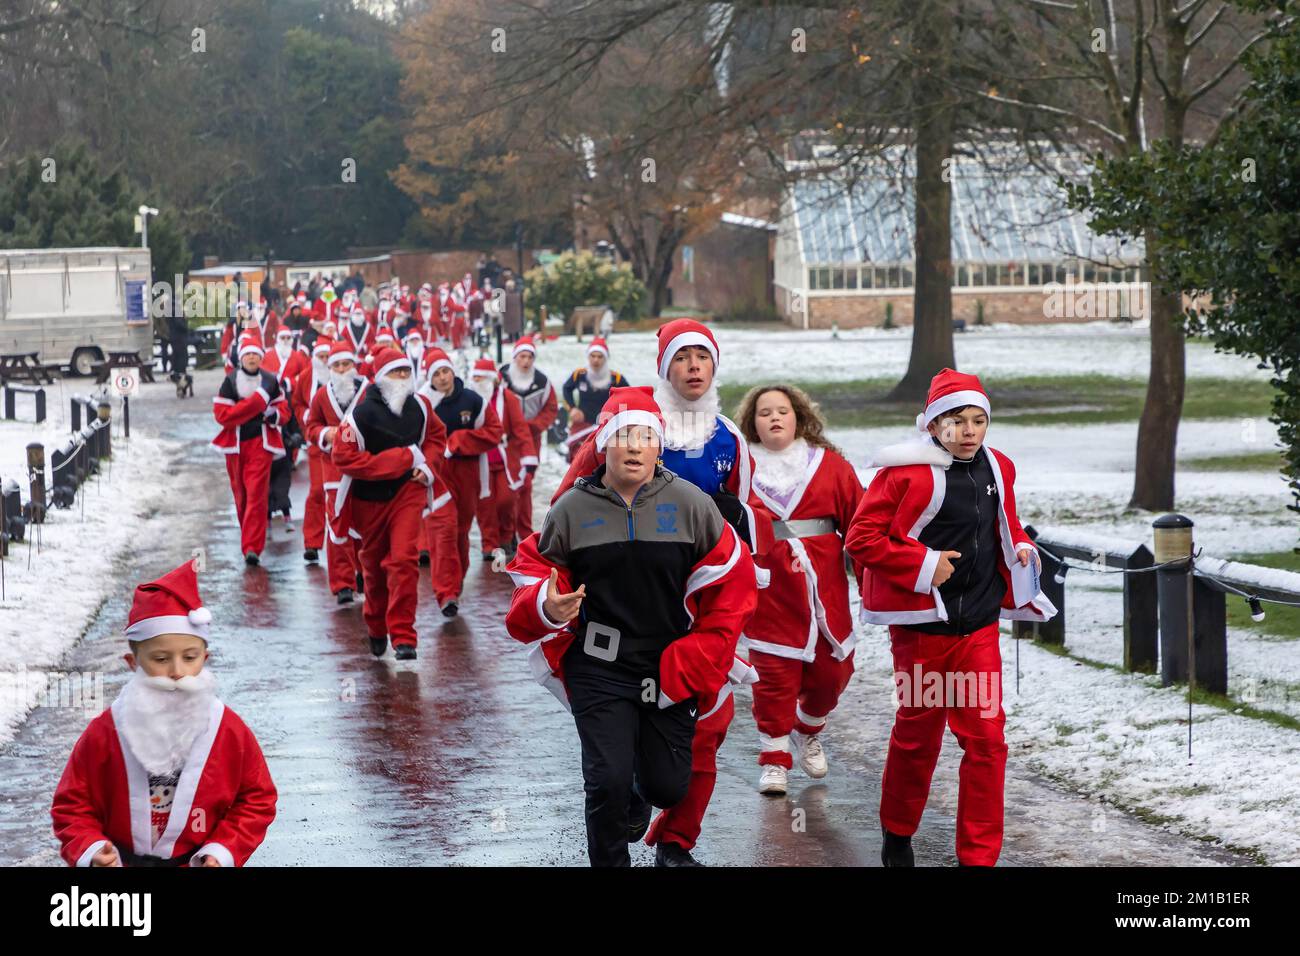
top-left (450, 317), bottom-right (468, 350)
top-left (514, 470), bottom-right (537, 541)
top-left (351, 480), bottom-right (425, 648)
top-left (750, 644), bottom-right (855, 769)
top-left (475, 468), bottom-right (516, 553)
top-left (302, 452), bottom-right (326, 551)
top-left (224, 438), bottom-right (273, 556)
top-left (425, 457), bottom-right (480, 604)
top-left (881, 622), bottom-right (1007, 866)
top-left (323, 487), bottom-right (359, 595)
top-left (644, 694), bottom-right (731, 852)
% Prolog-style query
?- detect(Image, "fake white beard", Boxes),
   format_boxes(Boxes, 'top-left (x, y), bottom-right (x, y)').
top-left (312, 357), bottom-right (328, 379)
top-left (654, 379), bottom-right (720, 451)
top-left (586, 362), bottom-right (612, 390)
top-left (751, 437), bottom-right (811, 497)
top-left (235, 368), bottom-right (260, 399)
top-left (506, 363), bottom-right (535, 392)
top-left (275, 342), bottom-right (292, 363)
top-left (469, 376), bottom-right (496, 401)
top-left (377, 373), bottom-right (415, 415)
top-left (330, 371), bottom-right (357, 406)
top-left (406, 344), bottom-right (424, 366)
top-left (116, 667), bottom-right (217, 776)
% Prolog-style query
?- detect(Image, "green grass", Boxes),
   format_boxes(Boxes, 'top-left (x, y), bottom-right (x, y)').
top-left (720, 374), bottom-right (1274, 430)
top-left (1182, 451), bottom-right (1287, 472)
top-left (1222, 550), bottom-right (1300, 640)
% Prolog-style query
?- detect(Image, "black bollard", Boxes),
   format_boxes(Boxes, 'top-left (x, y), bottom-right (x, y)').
top-left (97, 400), bottom-right (112, 458)
top-left (1153, 513), bottom-right (1194, 687)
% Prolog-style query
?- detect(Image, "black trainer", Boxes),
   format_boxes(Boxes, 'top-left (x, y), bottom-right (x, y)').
top-left (654, 842), bottom-right (702, 867)
top-left (881, 826), bottom-right (915, 867)
top-left (441, 601), bottom-right (458, 618)
top-left (244, 552), bottom-right (260, 567)
top-left (418, 551), bottom-right (430, 567)
top-left (355, 571), bottom-right (364, 595)
top-left (337, 588), bottom-right (354, 606)
top-left (482, 551), bottom-right (495, 563)
top-left (304, 548), bottom-right (319, 563)
top-left (394, 643), bottom-right (417, 661)
top-left (368, 635), bottom-right (387, 657)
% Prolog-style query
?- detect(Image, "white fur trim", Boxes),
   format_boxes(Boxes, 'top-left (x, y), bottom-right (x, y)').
top-left (512, 341), bottom-right (536, 356)
top-left (376, 355), bottom-right (413, 379)
top-left (594, 409), bottom-right (664, 452)
top-left (255, 386), bottom-right (271, 406)
top-left (657, 330), bottom-right (718, 380)
top-left (124, 614), bottom-right (210, 643)
top-left (190, 842), bottom-right (235, 868)
top-left (795, 702), bottom-right (827, 727)
top-left (917, 389), bottom-right (990, 431)
top-left (76, 839), bottom-right (111, 867)
top-left (187, 606), bottom-right (211, 626)
top-left (328, 350), bottom-right (357, 367)
top-left (871, 439), bottom-right (953, 469)
top-left (759, 733), bottom-right (790, 752)
top-left (915, 548), bottom-right (941, 594)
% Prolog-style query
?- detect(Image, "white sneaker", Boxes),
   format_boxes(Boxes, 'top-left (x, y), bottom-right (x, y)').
top-left (758, 764), bottom-right (788, 796)
top-left (792, 730), bottom-right (829, 778)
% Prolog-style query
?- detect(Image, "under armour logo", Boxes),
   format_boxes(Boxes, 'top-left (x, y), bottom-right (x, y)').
top-left (986, 484), bottom-right (996, 496)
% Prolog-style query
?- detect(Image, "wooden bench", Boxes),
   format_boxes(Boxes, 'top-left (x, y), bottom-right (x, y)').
top-left (93, 350), bottom-right (157, 384)
top-left (0, 351), bottom-right (58, 386)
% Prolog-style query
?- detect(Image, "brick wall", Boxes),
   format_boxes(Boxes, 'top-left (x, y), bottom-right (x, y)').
top-left (668, 224), bottom-right (773, 314)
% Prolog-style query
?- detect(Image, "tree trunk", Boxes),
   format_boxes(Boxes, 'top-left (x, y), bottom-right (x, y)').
top-left (1129, 232), bottom-right (1185, 511)
top-left (889, 2), bottom-right (957, 403)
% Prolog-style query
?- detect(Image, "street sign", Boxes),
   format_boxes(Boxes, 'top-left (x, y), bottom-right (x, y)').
top-left (112, 367), bottom-right (140, 398)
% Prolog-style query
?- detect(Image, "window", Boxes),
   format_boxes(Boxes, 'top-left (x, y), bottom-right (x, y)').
top-left (1055, 264), bottom-right (1069, 284)
top-left (807, 268), bottom-right (818, 290)
top-left (901, 266), bottom-right (914, 288)
top-left (831, 268), bottom-right (845, 290)
top-left (1027, 263), bottom-right (1040, 285)
top-left (1083, 262), bottom-right (1096, 283)
top-left (887, 266), bottom-right (901, 288)
top-left (996, 265), bottom-right (1011, 286)
top-left (957, 265), bottom-right (969, 286)
top-left (972, 265), bottom-right (986, 287)
top-left (845, 267), bottom-right (859, 290)
top-left (861, 266), bottom-right (874, 289)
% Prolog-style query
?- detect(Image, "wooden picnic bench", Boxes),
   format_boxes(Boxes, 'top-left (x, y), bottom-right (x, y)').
top-left (93, 350), bottom-right (157, 384)
top-left (0, 351), bottom-right (59, 386)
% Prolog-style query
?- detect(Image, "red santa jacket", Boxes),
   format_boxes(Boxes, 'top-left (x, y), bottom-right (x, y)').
top-left (262, 345), bottom-right (309, 394)
top-left (488, 385), bottom-right (533, 490)
top-left (430, 381), bottom-right (506, 503)
top-left (845, 439), bottom-right (1057, 626)
top-left (505, 521), bottom-right (758, 720)
top-left (290, 359), bottom-right (328, 445)
top-left (51, 696), bottom-right (276, 867)
top-left (330, 387), bottom-right (449, 542)
top-left (745, 445), bottom-right (864, 662)
top-left (211, 370), bottom-right (289, 458)
top-left (339, 314), bottom-right (377, 358)
top-left (304, 376), bottom-right (364, 482)
top-left (556, 415), bottom-right (776, 558)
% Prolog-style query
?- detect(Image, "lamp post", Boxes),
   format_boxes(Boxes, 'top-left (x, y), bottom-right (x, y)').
top-left (137, 205), bottom-right (159, 250)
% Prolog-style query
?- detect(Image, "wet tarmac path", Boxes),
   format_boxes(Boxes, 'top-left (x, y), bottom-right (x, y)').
top-left (0, 369), bottom-right (1251, 866)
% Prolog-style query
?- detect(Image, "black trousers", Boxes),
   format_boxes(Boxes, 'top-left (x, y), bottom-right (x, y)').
top-left (567, 670), bottom-right (697, 866)
top-left (268, 454), bottom-right (293, 517)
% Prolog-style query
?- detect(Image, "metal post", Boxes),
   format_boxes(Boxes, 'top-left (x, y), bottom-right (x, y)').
top-left (123, 395), bottom-right (130, 438)
top-left (71, 396), bottom-right (82, 432)
top-left (1153, 513), bottom-right (1194, 686)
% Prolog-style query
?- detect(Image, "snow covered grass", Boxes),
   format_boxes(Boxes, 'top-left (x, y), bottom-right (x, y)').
top-left (0, 391), bottom-right (181, 747)
top-left (528, 319), bottom-right (1272, 387)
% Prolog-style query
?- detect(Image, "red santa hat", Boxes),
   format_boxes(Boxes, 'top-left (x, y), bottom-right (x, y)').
top-left (587, 337), bottom-right (610, 359)
top-left (512, 336), bottom-right (536, 358)
top-left (311, 337), bottom-right (334, 359)
top-left (403, 328), bottom-right (424, 344)
top-left (370, 346), bottom-right (411, 379)
top-left (349, 305), bottom-right (366, 321)
top-left (423, 347), bottom-right (454, 378)
top-left (237, 332), bottom-right (264, 359)
top-left (470, 357), bottom-right (499, 381)
top-left (594, 386), bottom-right (664, 453)
top-left (124, 560), bottom-right (212, 645)
top-left (655, 319), bottom-right (718, 380)
top-left (375, 328), bottom-right (396, 346)
top-left (327, 339), bottom-right (356, 367)
top-left (916, 368), bottom-right (991, 432)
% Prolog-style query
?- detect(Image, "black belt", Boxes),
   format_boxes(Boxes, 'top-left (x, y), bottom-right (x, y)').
top-left (119, 849), bottom-right (188, 868)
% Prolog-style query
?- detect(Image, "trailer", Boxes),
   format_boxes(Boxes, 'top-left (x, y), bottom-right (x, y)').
top-left (0, 247), bottom-right (153, 376)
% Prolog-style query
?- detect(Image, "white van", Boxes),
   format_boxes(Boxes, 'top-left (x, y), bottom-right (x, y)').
top-left (0, 247), bottom-right (154, 376)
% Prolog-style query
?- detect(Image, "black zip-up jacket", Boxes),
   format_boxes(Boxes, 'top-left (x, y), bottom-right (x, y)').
top-left (349, 386), bottom-right (426, 502)
top-left (538, 464), bottom-right (725, 696)
top-left (912, 440), bottom-right (1006, 635)
top-left (218, 368), bottom-right (283, 443)
top-left (431, 377), bottom-right (485, 459)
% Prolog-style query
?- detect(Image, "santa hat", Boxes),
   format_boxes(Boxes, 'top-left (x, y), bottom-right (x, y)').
top-left (275, 326), bottom-right (293, 340)
top-left (375, 328), bottom-right (396, 346)
top-left (916, 368), bottom-right (991, 432)
top-left (349, 306), bottom-right (366, 320)
top-left (237, 332), bottom-right (264, 359)
top-left (311, 337), bottom-right (334, 359)
top-left (512, 336), bottom-right (536, 358)
top-left (470, 357), bottom-right (498, 381)
top-left (327, 339), bottom-right (356, 367)
top-left (655, 319), bottom-right (718, 380)
top-left (403, 328), bottom-right (424, 344)
top-left (322, 321), bottom-right (338, 338)
top-left (423, 347), bottom-right (454, 378)
top-left (370, 347), bottom-right (411, 380)
top-left (124, 560), bottom-right (212, 645)
top-left (594, 386), bottom-right (664, 453)
top-left (587, 337), bottom-right (610, 359)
